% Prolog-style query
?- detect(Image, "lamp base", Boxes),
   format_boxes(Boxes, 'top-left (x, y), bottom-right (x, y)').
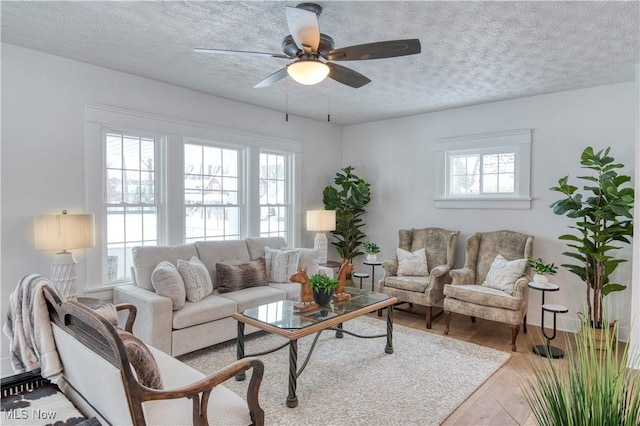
top-left (314, 232), bottom-right (328, 264)
top-left (50, 251), bottom-right (78, 301)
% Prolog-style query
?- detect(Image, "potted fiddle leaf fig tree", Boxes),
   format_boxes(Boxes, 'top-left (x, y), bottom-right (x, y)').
top-left (550, 146), bottom-right (634, 333)
top-left (322, 166), bottom-right (372, 264)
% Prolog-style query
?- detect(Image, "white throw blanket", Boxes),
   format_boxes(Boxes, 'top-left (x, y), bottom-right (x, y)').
top-left (3, 274), bottom-right (63, 382)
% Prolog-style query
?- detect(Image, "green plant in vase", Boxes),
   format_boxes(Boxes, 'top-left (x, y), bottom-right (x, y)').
top-left (363, 241), bottom-right (380, 262)
top-left (550, 146), bottom-right (634, 330)
top-left (527, 257), bottom-right (558, 285)
top-left (309, 274), bottom-right (339, 306)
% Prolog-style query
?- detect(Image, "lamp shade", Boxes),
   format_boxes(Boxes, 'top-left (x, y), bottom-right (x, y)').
top-left (287, 59), bottom-right (330, 85)
top-left (306, 210), bottom-right (336, 232)
top-left (35, 213), bottom-right (95, 251)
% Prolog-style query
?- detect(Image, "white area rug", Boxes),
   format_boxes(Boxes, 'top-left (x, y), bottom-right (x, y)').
top-left (179, 316), bottom-right (510, 426)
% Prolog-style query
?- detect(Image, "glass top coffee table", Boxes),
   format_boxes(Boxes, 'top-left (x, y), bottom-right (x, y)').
top-left (233, 287), bottom-right (398, 408)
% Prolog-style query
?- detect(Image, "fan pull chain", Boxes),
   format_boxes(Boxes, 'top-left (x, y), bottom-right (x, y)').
top-left (327, 78), bottom-right (331, 122)
top-left (285, 78), bottom-right (289, 122)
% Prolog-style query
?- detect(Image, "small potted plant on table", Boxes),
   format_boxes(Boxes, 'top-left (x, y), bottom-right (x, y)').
top-left (309, 274), bottom-right (339, 307)
top-left (363, 241), bottom-right (381, 262)
top-left (527, 257), bottom-right (558, 285)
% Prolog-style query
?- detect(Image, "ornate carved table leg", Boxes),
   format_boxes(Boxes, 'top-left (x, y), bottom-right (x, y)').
top-left (236, 321), bottom-right (246, 381)
top-left (385, 305), bottom-right (394, 354)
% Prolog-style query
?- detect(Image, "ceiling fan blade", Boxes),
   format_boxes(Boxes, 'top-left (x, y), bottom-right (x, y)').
top-left (325, 39), bottom-right (421, 61)
top-left (254, 67), bottom-right (289, 88)
top-left (326, 63), bottom-right (371, 89)
top-left (285, 6), bottom-right (320, 51)
top-left (194, 48), bottom-right (290, 59)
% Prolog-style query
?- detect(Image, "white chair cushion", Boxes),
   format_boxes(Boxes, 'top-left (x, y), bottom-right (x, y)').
top-left (482, 254), bottom-right (527, 295)
top-left (397, 247), bottom-right (429, 277)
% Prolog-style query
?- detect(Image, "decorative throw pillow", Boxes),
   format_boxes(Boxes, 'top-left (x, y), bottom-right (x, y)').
top-left (216, 258), bottom-right (267, 293)
top-left (264, 247), bottom-right (300, 282)
top-left (282, 247), bottom-right (320, 276)
top-left (482, 254), bottom-right (527, 295)
top-left (151, 261), bottom-right (186, 310)
top-left (397, 247), bottom-right (429, 277)
top-left (177, 257), bottom-right (213, 303)
top-left (117, 329), bottom-right (163, 390)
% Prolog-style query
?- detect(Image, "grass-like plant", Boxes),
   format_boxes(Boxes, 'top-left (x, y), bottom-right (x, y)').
top-left (527, 257), bottom-right (558, 275)
top-left (522, 320), bottom-right (640, 425)
top-left (363, 241), bottom-right (380, 255)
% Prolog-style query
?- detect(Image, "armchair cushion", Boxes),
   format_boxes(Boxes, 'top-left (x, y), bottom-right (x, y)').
top-left (117, 329), bottom-right (163, 390)
top-left (384, 276), bottom-right (430, 293)
top-left (482, 254), bottom-right (527, 295)
top-left (397, 247), bottom-right (429, 276)
top-left (444, 284), bottom-right (524, 311)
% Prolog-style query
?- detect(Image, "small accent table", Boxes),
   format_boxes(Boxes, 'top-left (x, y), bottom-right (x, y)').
top-left (352, 272), bottom-right (370, 289)
top-left (363, 260), bottom-right (382, 292)
top-left (528, 281), bottom-right (568, 359)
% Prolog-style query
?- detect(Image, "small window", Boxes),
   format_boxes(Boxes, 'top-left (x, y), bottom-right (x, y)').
top-left (184, 143), bottom-right (241, 242)
top-left (435, 129), bottom-right (531, 209)
top-left (105, 132), bottom-right (159, 282)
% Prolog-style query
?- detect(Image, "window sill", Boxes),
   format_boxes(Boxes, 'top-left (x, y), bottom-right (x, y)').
top-left (434, 197), bottom-right (531, 210)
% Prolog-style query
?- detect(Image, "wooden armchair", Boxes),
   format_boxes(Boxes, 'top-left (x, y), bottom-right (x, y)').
top-left (43, 287), bottom-right (264, 426)
top-left (443, 230), bottom-right (533, 351)
top-left (378, 227), bottom-right (459, 328)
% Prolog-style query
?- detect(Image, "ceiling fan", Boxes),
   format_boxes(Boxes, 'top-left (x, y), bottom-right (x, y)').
top-left (194, 2), bottom-right (421, 89)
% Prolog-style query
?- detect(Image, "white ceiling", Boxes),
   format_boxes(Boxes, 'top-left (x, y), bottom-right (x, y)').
top-left (2, 1), bottom-right (639, 126)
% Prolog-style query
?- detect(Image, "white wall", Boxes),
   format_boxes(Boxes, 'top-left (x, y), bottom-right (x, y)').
top-left (631, 64), bottom-right (640, 369)
top-left (0, 44), bottom-right (342, 376)
top-left (343, 82), bottom-right (637, 337)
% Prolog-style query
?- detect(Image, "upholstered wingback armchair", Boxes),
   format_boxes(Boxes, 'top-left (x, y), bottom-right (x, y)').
top-left (379, 227), bottom-right (459, 328)
top-left (443, 230), bottom-right (534, 351)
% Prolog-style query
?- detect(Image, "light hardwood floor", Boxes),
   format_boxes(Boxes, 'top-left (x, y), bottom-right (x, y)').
top-left (368, 304), bottom-right (575, 426)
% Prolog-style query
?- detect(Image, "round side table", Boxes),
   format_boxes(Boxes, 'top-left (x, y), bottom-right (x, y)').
top-left (363, 260), bottom-right (382, 292)
top-left (352, 272), bottom-right (370, 289)
top-left (528, 282), bottom-right (568, 359)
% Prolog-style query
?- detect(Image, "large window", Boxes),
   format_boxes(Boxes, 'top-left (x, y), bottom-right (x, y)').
top-left (105, 132), bottom-right (159, 281)
top-left (259, 152), bottom-right (290, 240)
top-left (86, 104), bottom-right (301, 289)
top-left (184, 143), bottom-right (241, 241)
top-left (435, 129), bottom-right (531, 209)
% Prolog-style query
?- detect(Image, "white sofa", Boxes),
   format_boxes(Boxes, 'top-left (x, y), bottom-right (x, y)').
top-left (44, 287), bottom-right (264, 426)
top-left (114, 237), bottom-right (330, 356)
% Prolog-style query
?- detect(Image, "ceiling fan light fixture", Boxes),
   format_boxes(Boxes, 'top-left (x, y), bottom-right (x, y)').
top-left (287, 59), bottom-right (330, 85)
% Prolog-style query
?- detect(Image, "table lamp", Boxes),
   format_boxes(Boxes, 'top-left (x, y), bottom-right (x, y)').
top-left (34, 210), bottom-right (95, 301)
top-left (306, 210), bottom-right (336, 264)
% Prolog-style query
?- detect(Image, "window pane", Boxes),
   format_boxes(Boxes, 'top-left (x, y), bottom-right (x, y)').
top-left (184, 142), bottom-right (242, 241)
top-left (126, 171), bottom-right (141, 203)
top-left (483, 174), bottom-right (498, 193)
top-left (499, 173), bottom-right (515, 192)
top-left (468, 173), bottom-right (480, 194)
top-left (106, 134), bottom-right (122, 169)
top-left (499, 153), bottom-right (515, 173)
top-left (140, 139), bottom-right (155, 171)
top-left (483, 154), bottom-right (498, 174)
top-left (123, 136), bottom-right (140, 170)
top-left (107, 207), bottom-right (125, 243)
top-left (106, 169), bottom-right (123, 203)
top-left (125, 207), bottom-right (143, 242)
top-left (142, 207), bottom-right (157, 242)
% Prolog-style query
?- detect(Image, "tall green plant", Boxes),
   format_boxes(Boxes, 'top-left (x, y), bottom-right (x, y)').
top-left (522, 320), bottom-right (640, 425)
top-left (322, 166), bottom-right (371, 262)
top-left (550, 147), bottom-right (634, 328)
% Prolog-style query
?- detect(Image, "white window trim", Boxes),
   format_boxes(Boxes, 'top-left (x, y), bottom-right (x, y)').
top-left (85, 103), bottom-right (302, 291)
top-left (434, 129), bottom-right (532, 210)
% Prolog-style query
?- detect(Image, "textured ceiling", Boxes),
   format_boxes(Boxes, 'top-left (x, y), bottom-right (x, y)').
top-left (2, 1), bottom-right (639, 126)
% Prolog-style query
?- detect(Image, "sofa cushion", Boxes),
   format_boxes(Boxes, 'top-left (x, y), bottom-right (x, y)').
top-left (194, 240), bottom-right (251, 289)
top-left (216, 258), bottom-right (267, 293)
top-left (245, 236), bottom-right (287, 260)
top-left (217, 286), bottom-right (286, 312)
top-left (397, 247), bottom-right (429, 277)
top-left (172, 294), bottom-right (237, 330)
top-left (117, 329), bottom-right (163, 390)
top-left (444, 284), bottom-right (523, 311)
top-left (132, 245), bottom-right (198, 291)
top-left (287, 248), bottom-right (320, 276)
top-left (265, 247), bottom-right (300, 282)
top-left (151, 261), bottom-right (186, 310)
top-left (384, 276), bottom-right (430, 293)
top-left (482, 254), bottom-right (526, 295)
top-left (177, 257), bottom-right (214, 303)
